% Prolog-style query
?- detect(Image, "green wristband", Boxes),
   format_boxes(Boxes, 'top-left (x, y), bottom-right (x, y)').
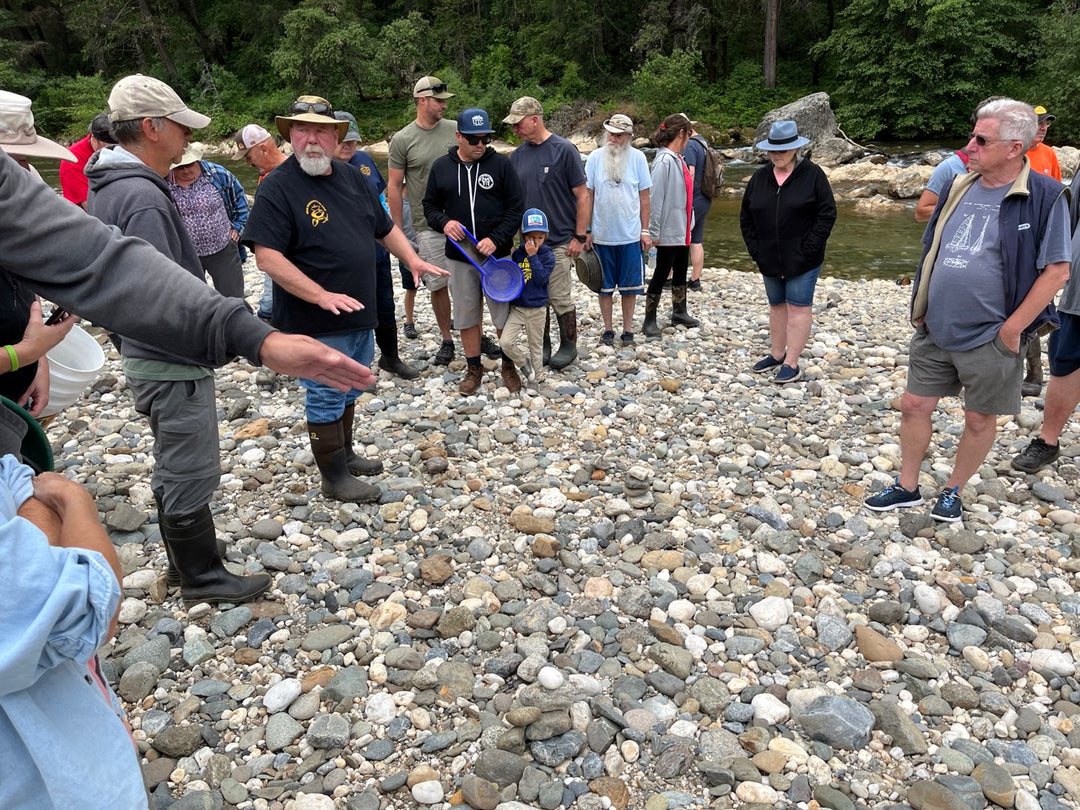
top-left (4, 344), bottom-right (18, 372)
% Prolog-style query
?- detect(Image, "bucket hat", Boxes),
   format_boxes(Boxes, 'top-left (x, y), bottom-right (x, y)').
top-left (0, 91), bottom-right (76, 162)
top-left (756, 120), bottom-right (810, 151)
top-left (603, 114), bottom-right (634, 135)
top-left (107, 74), bottom-right (211, 129)
top-left (170, 142), bottom-right (205, 170)
top-left (275, 96), bottom-right (348, 141)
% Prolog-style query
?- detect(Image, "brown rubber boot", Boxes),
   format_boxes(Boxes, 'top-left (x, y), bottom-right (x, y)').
top-left (308, 418), bottom-right (381, 503)
top-left (342, 403), bottom-right (384, 476)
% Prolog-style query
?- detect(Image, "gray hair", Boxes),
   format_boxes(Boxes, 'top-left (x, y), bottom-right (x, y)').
top-left (110, 116), bottom-right (168, 146)
top-left (976, 99), bottom-right (1037, 151)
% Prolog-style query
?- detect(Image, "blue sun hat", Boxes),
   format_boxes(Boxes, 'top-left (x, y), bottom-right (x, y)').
top-left (756, 119), bottom-right (810, 151)
top-left (522, 208), bottom-right (549, 233)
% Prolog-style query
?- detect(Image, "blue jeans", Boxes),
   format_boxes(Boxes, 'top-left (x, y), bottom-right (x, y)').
top-left (761, 265), bottom-right (821, 307)
top-left (300, 330), bottom-right (374, 422)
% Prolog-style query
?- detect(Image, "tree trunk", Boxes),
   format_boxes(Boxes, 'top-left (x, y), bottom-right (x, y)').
top-left (763, 0), bottom-right (778, 88)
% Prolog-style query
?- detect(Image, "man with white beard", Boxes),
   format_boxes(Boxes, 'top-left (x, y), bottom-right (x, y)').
top-left (583, 114), bottom-right (653, 345)
top-left (244, 96), bottom-right (447, 502)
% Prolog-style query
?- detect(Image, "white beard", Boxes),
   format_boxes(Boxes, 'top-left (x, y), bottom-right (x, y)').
top-left (603, 140), bottom-right (630, 184)
top-left (297, 149), bottom-right (331, 176)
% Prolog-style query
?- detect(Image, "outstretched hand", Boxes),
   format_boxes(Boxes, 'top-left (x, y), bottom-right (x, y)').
top-left (258, 332), bottom-right (377, 392)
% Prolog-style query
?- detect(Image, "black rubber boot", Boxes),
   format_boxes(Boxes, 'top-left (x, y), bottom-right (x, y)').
top-left (642, 293), bottom-right (662, 339)
top-left (161, 505), bottom-right (271, 605)
top-left (375, 325), bottom-right (419, 379)
top-left (342, 403), bottom-right (384, 477)
top-left (1023, 335), bottom-right (1043, 397)
top-left (671, 285), bottom-right (700, 328)
top-left (542, 307), bottom-right (552, 366)
top-left (549, 308), bottom-right (578, 370)
top-left (308, 418), bottom-right (381, 503)
top-left (157, 497), bottom-right (225, 587)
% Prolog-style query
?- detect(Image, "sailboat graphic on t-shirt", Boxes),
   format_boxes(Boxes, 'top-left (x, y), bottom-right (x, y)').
top-left (942, 212), bottom-right (990, 268)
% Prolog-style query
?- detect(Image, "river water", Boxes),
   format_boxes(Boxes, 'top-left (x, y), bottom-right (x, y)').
top-left (35, 152), bottom-right (930, 283)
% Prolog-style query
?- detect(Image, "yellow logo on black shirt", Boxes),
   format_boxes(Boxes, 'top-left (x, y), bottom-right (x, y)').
top-left (306, 200), bottom-right (328, 227)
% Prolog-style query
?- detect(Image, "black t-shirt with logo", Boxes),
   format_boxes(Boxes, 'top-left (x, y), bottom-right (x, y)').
top-left (243, 156), bottom-right (391, 336)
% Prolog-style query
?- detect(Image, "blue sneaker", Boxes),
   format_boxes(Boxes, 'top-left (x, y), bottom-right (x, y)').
top-left (752, 354), bottom-right (783, 374)
top-left (865, 479), bottom-right (924, 512)
top-left (774, 364), bottom-right (802, 383)
top-left (931, 487), bottom-right (962, 522)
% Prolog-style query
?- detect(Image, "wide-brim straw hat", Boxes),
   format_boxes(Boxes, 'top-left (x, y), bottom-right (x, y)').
top-left (0, 91), bottom-right (76, 162)
top-left (276, 96), bottom-right (348, 142)
top-left (170, 142), bottom-right (205, 170)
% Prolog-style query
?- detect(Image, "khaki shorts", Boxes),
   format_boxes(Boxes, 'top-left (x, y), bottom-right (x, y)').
top-left (416, 230), bottom-right (450, 292)
top-left (547, 243), bottom-right (574, 314)
top-left (906, 325), bottom-right (1024, 414)
top-left (447, 258), bottom-right (509, 331)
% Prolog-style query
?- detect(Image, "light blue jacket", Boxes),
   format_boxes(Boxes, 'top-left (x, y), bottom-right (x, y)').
top-left (648, 147), bottom-right (693, 247)
top-left (0, 455), bottom-right (148, 809)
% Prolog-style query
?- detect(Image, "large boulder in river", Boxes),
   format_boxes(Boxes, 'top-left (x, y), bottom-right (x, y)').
top-left (810, 137), bottom-right (864, 168)
top-left (754, 93), bottom-right (837, 151)
top-left (888, 166), bottom-right (933, 199)
top-left (1057, 145), bottom-right (1079, 178)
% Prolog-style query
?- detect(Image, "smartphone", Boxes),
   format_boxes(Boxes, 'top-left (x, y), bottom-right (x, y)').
top-left (45, 307), bottom-right (69, 326)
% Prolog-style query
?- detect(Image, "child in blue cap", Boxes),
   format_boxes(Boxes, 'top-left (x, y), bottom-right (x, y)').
top-left (500, 208), bottom-right (555, 393)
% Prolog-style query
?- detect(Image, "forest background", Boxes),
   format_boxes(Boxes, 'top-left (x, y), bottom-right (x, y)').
top-left (4, 0), bottom-right (1080, 147)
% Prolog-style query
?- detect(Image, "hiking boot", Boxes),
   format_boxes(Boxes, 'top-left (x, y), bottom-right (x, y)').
top-left (434, 339), bottom-right (454, 365)
top-left (1021, 381), bottom-right (1043, 397)
top-left (1011, 437), bottom-right (1060, 472)
top-left (931, 487), bottom-right (962, 522)
top-left (620, 331), bottom-right (635, 347)
top-left (688, 278), bottom-right (702, 291)
top-left (500, 358), bottom-right (521, 393)
top-left (459, 365), bottom-right (484, 395)
top-left (403, 322), bottom-right (419, 340)
top-left (865, 479), bottom-right (924, 512)
top-left (600, 330), bottom-right (615, 347)
top-left (378, 354), bottom-right (420, 379)
top-left (774, 364), bottom-right (802, 383)
top-left (481, 334), bottom-right (503, 359)
top-left (752, 354), bottom-right (783, 374)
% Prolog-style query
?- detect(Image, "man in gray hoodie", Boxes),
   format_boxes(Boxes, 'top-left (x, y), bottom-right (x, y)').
top-left (85, 74), bottom-right (272, 605)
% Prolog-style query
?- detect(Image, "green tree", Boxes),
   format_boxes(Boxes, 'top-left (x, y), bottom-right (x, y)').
top-left (815, 0), bottom-right (1041, 139)
top-left (1035, 0), bottom-right (1080, 143)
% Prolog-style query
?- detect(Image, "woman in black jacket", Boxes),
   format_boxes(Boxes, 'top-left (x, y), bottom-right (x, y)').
top-left (740, 120), bottom-right (836, 383)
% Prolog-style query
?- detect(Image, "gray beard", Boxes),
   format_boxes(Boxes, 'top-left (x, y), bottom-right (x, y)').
top-left (298, 151), bottom-right (331, 176)
top-left (603, 141), bottom-right (630, 184)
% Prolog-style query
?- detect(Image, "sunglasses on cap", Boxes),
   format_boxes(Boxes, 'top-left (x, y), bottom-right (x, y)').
top-left (291, 100), bottom-right (333, 116)
top-left (461, 133), bottom-right (492, 145)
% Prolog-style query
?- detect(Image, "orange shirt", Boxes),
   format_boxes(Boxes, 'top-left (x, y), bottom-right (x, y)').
top-left (1026, 142), bottom-right (1061, 181)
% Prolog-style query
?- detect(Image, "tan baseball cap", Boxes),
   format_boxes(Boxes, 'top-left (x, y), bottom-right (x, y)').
top-left (413, 76), bottom-right (454, 99)
top-left (107, 74), bottom-right (211, 129)
top-left (503, 96), bottom-right (543, 124)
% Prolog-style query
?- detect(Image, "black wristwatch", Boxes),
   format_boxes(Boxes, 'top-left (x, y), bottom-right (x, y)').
top-left (573, 233), bottom-right (587, 243)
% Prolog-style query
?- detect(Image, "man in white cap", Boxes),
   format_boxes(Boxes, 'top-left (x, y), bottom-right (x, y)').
top-left (387, 76), bottom-right (460, 361)
top-left (244, 95), bottom-right (447, 504)
top-left (504, 96), bottom-right (590, 370)
top-left (86, 73), bottom-right (273, 606)
top-left (234, 123), bottom-right (287, 320)
top-left (583, 113), bottom-right (652, 346)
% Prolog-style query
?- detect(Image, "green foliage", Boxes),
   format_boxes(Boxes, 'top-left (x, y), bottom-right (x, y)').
top-left (631, 48), bottom-right (707, 121)
top-left (814, 0), bottom-right (1041, 139)
top-left (1034, 1), bottom-right (1080, 143)
top-left (33, 74), bottom-right (112, 140)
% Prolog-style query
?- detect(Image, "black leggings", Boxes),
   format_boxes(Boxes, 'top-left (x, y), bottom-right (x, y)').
top-left (647, 245), bottom-right (689, 295)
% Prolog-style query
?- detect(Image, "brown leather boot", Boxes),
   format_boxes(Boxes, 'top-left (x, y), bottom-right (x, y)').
top-left (500, 358), bottom-right (522, 393)
top-left (459, 364), bottom-right (484, 395)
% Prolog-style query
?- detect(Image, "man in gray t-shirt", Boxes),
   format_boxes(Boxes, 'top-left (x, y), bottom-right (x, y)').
top-left (1012, 171), bottom-right (1080, 473)
top-left (866, 98), bottom-right (1070, 523)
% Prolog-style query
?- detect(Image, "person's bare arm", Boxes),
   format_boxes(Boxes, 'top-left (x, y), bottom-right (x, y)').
top-left (26, 474), bottom-right (122, 640)
top-left (914, 190), bottom-right (939, 222)
top-left (639, 189), bottom-right (652, 252)
top-left (566, 183), bottom-right (590, 258)
top-left (253, 245), bottom-right (362, 314)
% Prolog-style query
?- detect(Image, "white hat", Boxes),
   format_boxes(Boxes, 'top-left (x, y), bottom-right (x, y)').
top-left (108, 74), bottom-right (211, 129)
top-left (234, 124), bottom-right (272, 157)
top-left (0, 91), bottom-right (76, 162)
top-left (170, 142), bottom-right (205, 170)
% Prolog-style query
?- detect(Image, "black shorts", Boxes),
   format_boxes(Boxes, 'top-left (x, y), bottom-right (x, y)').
top-left (1049, 312), bottom-right (1080, 377)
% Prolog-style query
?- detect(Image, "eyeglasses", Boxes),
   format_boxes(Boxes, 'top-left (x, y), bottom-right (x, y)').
top-left (291, 100), bottom-right (333, 116)
top-left (461, 133), bottom-right (492, 145)
top-left (968, 132), bottom-right (1011, 147)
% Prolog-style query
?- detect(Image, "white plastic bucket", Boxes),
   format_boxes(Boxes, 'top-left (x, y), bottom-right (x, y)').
top-left (40, 325), bottom-right (106, 418)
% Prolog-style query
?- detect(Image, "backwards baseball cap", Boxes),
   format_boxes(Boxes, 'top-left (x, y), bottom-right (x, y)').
top-left (503, 96), bottom-right (543, 124)
top-left (603, 113), bottom-right (633, 135)
top-left (89, 112), bottom-right (116, 144)
top-left (413, 76), bottom-right (454, 99)
top-left (334, 110), bottom-right (362, 143)
top-left (234, 124), bottom-right (272, 157)
top-left (275, 95), bottom-right (348, 141)
top-left (522, 208), bottom-right (549, 234)
top-left (457, 108), bottom-right (494, 135)
top-left (0, 91), bottom-right (76, 162)
top-left (107, 74), bottom-right (211, 129)
top-left (1034, 105), bottom-right (1056, 124)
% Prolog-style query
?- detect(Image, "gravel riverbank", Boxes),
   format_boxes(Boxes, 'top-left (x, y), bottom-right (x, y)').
top-left (50, 263), bottom-right (1080, 810)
